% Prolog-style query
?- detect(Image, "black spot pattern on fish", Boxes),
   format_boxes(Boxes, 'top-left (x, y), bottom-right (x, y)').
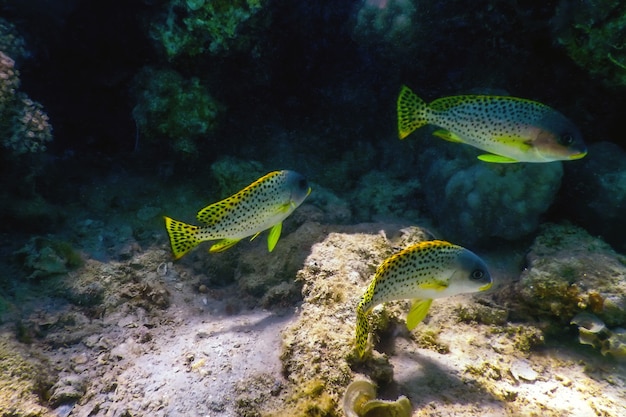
top-left (355, 240), bottom-right (463, 357)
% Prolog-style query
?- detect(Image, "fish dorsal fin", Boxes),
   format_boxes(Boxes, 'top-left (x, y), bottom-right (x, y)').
top-left (477, 154), bottom-right (519, 163)
top-left (407, 299), bottom-right (433, 331)
top-left (197, 198), bottom-right (236, 225)
top-left (209, 238), bottom-right (240, 253)
top-left (433, 129), bottom-right (464, 143)
top-left (267, 222), bottom-right (283, 252)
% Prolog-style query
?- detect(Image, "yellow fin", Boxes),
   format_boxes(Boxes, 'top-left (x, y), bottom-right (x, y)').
top-left (267, 222), bottom-right (283, 252)
top-left (433, 129), bottom-right (464, 143)
top-left (249, 231), bottom-right (262, 241)
top-left (418, 280), bottom-right (448, 290)
top-left (397, 85), bottom-right (429, 140)
top-left (197, 199), bottom-right (234, 225)
top-left (406, 299), bottom-right (433, 331)
top-left (355, 302), bottom-right (372, 358)
top-left (209, 238), bottom-right (240, 253)
top-left (163, 216), bottom-right (202, 260)
top-left (477, 154), bottom-right (519, 163)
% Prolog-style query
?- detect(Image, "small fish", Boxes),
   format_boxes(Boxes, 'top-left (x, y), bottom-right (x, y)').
top-left (397, 85), bottom-right (587, 163)
top-left (164, 170), bottom-right (311, 259)
top-left (355, 240), bottom-right (492, 357)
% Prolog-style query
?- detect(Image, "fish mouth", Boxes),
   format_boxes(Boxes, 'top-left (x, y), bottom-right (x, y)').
top-left (568, 151), bottom-right (587, 160)
top-left (479, 282), bottom-right (493, 291)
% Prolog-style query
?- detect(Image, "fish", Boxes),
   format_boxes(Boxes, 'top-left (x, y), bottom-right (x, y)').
top-left (164, 170), bottom-right (311, 259)
top-left (397, 85), bottom-right (587, 163)
top-left (355, 240), bottom-right (492, 358)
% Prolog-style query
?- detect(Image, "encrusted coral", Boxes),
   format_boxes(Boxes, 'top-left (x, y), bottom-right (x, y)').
top-left (515, 223), bottom-right (626, 328)
top-left (416, 139), bottom-right (562, 245)
top-left (0, 50), bottom-right (52, 156)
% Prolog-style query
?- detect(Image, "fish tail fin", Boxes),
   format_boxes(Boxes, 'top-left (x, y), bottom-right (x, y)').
top-left (397, 85), bottom-right (428, 139)
top-left (355, 301), bottom-right (371, 358)
top-left (164, 216), bottom-right (202, 260)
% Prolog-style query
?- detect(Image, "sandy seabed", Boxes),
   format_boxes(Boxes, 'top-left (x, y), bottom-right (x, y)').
top-left (1, 220), bottom-right (625, 417)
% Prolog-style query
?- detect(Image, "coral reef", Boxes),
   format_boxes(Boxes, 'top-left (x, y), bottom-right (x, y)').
top-left (351, 170), bottom-right (421, 221)
top-left (416, 137), bottom-right (562, 245)
top-left (571, 312), bottom-right (626, 361)
top-left (148, 0), bottom-right (268, 60)
top-left (508, 223), bottom-right (626, 330)
top-left (0, 334), bottom-right (55, 417)
top-left (0, 50), bottom-right (52, 156)
top-left (351, 0), bottom-right (419, 57)
top-left (558, 141), bottom-right (626, 252)
top-left (554, 0), bottom-right (626, 88)
top-left (14, 237), bottom-right (83, 281)
top-left (131, 66), bottom-right (221, 155)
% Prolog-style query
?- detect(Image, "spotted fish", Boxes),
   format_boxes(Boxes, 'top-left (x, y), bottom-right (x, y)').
top-left (397, 85), bottom-right (587, 163)
top-left (355, 240), bottom-right (492, 358)
top-left (164, 170), bottom-right (311, 259)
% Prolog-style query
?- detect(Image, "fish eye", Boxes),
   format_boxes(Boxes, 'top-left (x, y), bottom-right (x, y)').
top-left (559, 133), bottom-right (574, 146)
top-left (298, 178), bottom-right (308, 190)
top-left (470, 269), bottom-right (485, 280)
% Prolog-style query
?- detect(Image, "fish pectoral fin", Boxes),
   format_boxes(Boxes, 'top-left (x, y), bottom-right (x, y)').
top-left (406, 299), bottom-right (433, 331)
top-left (267, 222), bottom-right (283, 252)
top-left (249, 231), bottom-right (262, 241)
top-left (433, 129), bottom-right (464, 143)
top-left (477, 153), bottom-right (519, 163)
top-left (209, 238), bottom-right (241, 253)
top-left (418, 280), bottom-right (449, 291)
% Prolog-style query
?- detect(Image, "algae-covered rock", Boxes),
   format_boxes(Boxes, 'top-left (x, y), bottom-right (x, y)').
top-left (0, 333), bottom-right (56, 416)
top-left (516, 223), bottom-right (626, 327)
top-left (270, 224), bottom-right (428, 416)
top-left (14, 237), bottom-right (83, 280)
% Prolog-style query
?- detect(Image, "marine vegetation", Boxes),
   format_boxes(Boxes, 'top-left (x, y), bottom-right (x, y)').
top-left (355, 240), bottom-right (492, 357)
top-left (164, 170), bottom-right (311, 259)
top-left (397, 85), bottom-right (587, 163)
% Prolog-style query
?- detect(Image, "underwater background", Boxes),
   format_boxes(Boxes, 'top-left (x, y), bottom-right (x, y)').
top-left (0, 0), bottom-right (625, 416)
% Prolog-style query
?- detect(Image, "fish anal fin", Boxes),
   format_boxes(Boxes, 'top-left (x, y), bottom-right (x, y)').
top-left (477, 154), bottom-right (519, 163)
top-left (433, 129), bottom-right (464, 143)
top-left (267, 222), bottom-right (283, 252)
top-left (406, 299), bottom-right (433, 331)
top-left (209, 238), bottom-right (240, 253)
